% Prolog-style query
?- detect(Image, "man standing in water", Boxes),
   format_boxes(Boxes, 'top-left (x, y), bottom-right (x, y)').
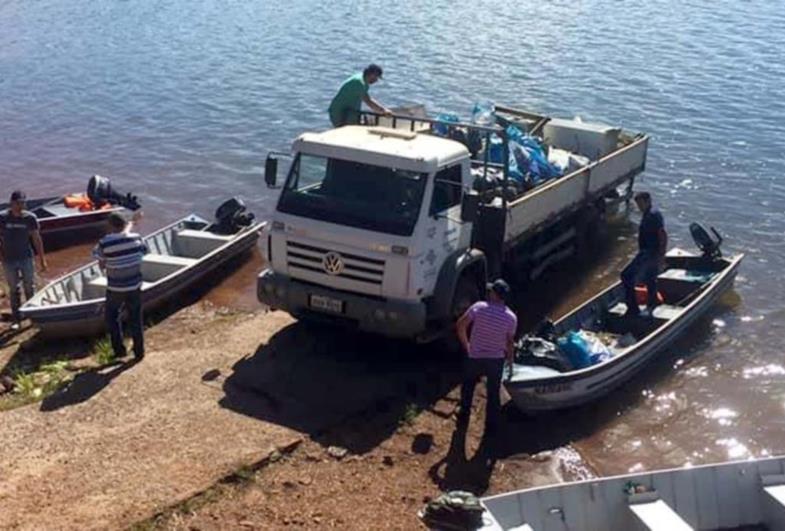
top-left (328, 64), bottom-right (391, 127)
top-left (0, 190), bottom-right (47, 330)
top-left (455, 279), bottom-right (517, 437)
top-left (621, 191), bottom-right (667, 317)
top-left (93, 212), bottom-right (147, 360)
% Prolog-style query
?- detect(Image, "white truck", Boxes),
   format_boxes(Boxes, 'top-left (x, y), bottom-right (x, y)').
top-left (257, 106), bottom-right (649, 341)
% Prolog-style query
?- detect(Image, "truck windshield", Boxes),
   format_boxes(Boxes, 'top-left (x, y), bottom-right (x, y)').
top-left (278, 154), bottom-right (426, 236)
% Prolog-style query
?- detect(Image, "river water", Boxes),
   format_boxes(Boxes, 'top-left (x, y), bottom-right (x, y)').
top-left (2, 0), bottom-right (784, 477)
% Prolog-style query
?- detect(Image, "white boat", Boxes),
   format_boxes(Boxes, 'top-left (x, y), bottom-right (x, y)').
top-left (505, 225), bottom-right (743, 412)
top-left (480, 455), bottom-right (785, 530)
top-left (21, 200), bottom-right (264, 337)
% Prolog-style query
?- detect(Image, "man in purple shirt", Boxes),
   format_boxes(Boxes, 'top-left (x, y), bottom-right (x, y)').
top-left (455, 278), bottom-right (518, 435)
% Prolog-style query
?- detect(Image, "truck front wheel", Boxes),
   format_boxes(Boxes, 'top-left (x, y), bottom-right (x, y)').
top-left (440, 274), bottom-right (482, 354)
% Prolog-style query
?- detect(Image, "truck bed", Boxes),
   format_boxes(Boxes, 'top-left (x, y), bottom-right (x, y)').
top-left (502, 130), bottom-right (648, 245)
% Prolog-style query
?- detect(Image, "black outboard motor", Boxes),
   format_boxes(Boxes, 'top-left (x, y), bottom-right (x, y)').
top-left (87, 175), bottom-right (141, 210)
top-left (214, 197), bottom-right (255, 234)
top-left (690, 222), bottom-right (723, 260)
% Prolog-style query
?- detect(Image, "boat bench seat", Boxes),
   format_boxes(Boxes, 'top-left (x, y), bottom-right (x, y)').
top-left (173, 229), bottom-right (233, 258)
top-left (629, 496), bottom-right (693, 531)
top-left (608, 302), bottom-right (684, 321)
top-left (657, 268), bottom-right (714, 302)
top-left (142, 253), bottom-right (197, 281)
top-left (605, 302), bottom-right (684, 335)
top-left (761, 474), bottom-right (785, 524)
top-left (83, 276), bottom-right (152, 300)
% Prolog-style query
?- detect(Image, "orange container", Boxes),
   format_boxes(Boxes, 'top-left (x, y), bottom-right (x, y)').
top-left (64, 194), bottom-right (91, 209)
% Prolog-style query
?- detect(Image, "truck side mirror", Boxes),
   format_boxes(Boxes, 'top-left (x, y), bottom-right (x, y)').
top-left (264, 155), bottom-right (278, 188)
top-left (461, 191), bottom-right (480, 223)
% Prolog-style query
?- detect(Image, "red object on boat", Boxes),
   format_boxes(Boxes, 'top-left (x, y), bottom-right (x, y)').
top-left (635, 285), bottom-right (664, 306)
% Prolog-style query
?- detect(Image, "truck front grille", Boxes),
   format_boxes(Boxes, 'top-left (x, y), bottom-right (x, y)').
top-left (286, 241), bottom-right (385, 285)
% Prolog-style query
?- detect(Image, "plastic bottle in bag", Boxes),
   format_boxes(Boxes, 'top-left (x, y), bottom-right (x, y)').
top-left (471, 100), bottom-right (495, 125)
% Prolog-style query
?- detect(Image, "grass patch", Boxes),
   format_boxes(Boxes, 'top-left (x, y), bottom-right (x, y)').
top-left (92, 336), bottom-right (116, 365)
top-left (0, 360), bottom-right (73, 411)
top-left (400, 402), bottom-right (421, 427)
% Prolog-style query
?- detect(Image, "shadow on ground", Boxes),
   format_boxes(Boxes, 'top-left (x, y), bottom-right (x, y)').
top-left (220, 321), bottom-right (462, 454)
top-left (40, 358), bottom-right (141, 411)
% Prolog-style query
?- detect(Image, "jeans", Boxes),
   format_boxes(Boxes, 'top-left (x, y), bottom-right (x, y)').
top-left (3, 258), bottom-right (35, 321)
top-left (105, 289), bottom-right (144, 357)
top-left (621, 251), bottom-right (659, 312)
top-left (460, 357), bottom-right (505, 431)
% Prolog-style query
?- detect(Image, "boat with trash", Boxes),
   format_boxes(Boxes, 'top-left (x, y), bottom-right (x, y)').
top-left (0, 175), bottom-right (141, 244)
top-left (21, 198), bottom-right (264, 337)
top-left (479, 454), bottom-right (785, 530)
top-left (504, 223), bottom-right (743, 411)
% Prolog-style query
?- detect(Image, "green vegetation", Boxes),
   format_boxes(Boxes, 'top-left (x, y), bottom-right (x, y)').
top-left (400, 402), bottom-right (421, 427)
top-left (92, 336), bottom-right (117, 365)
top-left (0, 360), bottom-right (73, 411)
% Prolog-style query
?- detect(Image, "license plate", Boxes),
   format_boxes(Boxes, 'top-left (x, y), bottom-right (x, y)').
top-left (309, 294), bottom-right (344, 314)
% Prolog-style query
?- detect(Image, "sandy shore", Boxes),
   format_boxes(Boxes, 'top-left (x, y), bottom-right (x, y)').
top-left (0, 302), bottom-right (590, 530)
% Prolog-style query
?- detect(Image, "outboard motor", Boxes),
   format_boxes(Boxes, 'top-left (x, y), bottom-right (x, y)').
top-left (690, 222), bottom-right (723, 260)
top-left (87, 175), bottom-right (141, 210)
top-left (214, 197), bottom-right (255, 234)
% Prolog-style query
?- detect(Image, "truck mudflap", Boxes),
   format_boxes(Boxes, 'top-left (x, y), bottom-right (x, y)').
top-left (257, 269), bottom-right (427, 338)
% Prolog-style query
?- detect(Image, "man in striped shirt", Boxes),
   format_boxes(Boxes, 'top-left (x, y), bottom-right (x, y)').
top-left (456, 278), bottom-right (517, 436)
top-left (93, 212), bottom-right (148, 360)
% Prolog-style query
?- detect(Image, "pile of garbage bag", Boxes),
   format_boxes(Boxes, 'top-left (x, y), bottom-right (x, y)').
top-left (419, 490), bottom-right (486, 530)
top-left (516, 319), bottom-right (636, 372)
top-left (433, 102), bottom-right (565, 195)
top-left (558, 330), bottom-right (613, 369)
top-left (504, 125), bottom-right (563, 187)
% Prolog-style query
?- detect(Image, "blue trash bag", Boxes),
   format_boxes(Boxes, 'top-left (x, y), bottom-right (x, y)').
top-left (557, 331), bottom-right (592, 369)
top-left (505, 125), bottom-right (563, 185)
top-left (488, 134), bottom-right (505, 164)
top-left (433, 113), bottom-right (460, 137)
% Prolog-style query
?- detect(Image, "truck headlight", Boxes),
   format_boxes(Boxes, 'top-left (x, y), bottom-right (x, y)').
top-left (263, 283), bottom-right (275, 294)
top-left (373, 309), bottom-right (386, 320)
top-left (275, 287), bottom-right (286, 299)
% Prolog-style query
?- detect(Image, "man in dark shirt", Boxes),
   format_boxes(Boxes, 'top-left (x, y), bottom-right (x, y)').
top-left (621, 191), bottom-right (667, 317)
top-left (0, 190), bottom-right (48, 329)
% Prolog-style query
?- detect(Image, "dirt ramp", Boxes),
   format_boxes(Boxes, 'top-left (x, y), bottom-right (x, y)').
top-left (0, 308), bottom-right (301, 530)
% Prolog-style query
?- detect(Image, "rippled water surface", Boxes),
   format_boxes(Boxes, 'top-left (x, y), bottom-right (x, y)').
top-left (2, 0), bottom-right (784, 476)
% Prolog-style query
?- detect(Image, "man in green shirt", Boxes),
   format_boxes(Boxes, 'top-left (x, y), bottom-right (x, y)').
top-left (328, 64), bottom-right (391, 127)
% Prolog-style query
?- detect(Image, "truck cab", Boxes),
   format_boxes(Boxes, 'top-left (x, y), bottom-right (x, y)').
top-left (259, 125), bottom-right (480, 339)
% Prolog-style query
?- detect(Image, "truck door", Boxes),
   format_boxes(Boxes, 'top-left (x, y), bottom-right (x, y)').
top-left (422, 164), bottom-right (469, 284)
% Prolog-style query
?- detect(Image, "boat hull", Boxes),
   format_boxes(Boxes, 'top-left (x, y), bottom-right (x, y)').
top-left (481, 455), bottom-right (785, 531)
top-left (0, 196), bottom-right (131, 248)
top-left (22, 220), bottom-right (263, 337)
top-left (505, 252), bottom-right (742, 411)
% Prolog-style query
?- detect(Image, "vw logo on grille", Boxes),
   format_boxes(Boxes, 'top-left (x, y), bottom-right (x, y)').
top-left (322, 251), bottom-right (345, 276)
